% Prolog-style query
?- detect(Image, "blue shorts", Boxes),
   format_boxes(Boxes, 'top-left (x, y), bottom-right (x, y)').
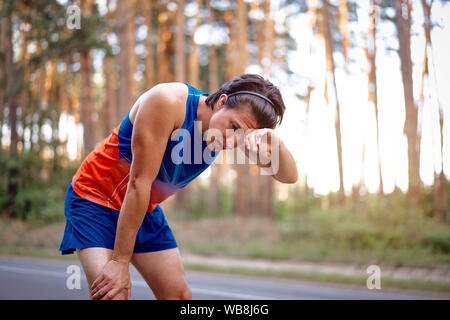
top-left (59, 181), bottom-right (178, 255)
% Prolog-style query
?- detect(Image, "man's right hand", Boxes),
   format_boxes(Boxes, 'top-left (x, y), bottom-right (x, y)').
top-left (90, 259), bottom-right (132, 300)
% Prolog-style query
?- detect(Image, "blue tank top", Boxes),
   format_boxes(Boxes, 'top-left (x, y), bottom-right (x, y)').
top-left (116, 83), bottom-right (219, 190)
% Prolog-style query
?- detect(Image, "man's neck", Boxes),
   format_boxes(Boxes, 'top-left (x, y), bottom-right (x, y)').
top-left (196, 95), bottom-right (213, 134)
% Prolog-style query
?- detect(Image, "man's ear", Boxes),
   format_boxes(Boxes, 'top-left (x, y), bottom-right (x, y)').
top-left (214, 94), bottom-right (228, 111)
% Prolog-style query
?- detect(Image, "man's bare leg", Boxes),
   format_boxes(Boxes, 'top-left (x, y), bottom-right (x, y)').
top-left (131, 247), bottom-right (191, 300)
top-left (77, 247), bottom-right (129, 300)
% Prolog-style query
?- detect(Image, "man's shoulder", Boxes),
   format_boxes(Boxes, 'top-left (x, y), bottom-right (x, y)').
top-left (141, 82), bottom-right (188, 107)
top-left (136, 82), bottom-right (189, 130)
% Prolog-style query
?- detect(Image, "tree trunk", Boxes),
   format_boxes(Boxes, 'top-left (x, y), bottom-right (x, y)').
top-left (0, 16), bottom-right (7, 150)
top-left (80, 51), bottom-right (96, 156)
top-left (4, 10), bottom-right (19, 218)
top-left (261, 0), bottom-right (274, 75)
top-left (30, 43), bottom-right (43, 155)
top-left (233, 0), bottom-right (250, 218)
top-left (252, 0), bottom-right (275, 218)
top-left (157, 1), bottom-right (171, 83)
top-left (208, 2), bottom-right (219, 92)
top-left (52, 76), bottom-right (62, 173)
top-left (173, 0), bottom-right (190, 209)
top-left (129, 1), bottom-right (138, 100)
top-left (117, 0), bottom-right (137, 118)
top-left (395, 0), bottom-right (421, 210)
top-left (224, 9), bottom-right (237, 81)
top-left (262, 0), bottom-right (275, 218)
top-left (144, 0), bottom-right (156, 88)
top-left (58, 56), bottom-right (71, 160)
top-left (188, 0), bottom-right (201, 87)
top-left (236, 0), bottom-right (249, 76)
top-left (420, 0), bottom-right (448, 219)
top-left (304, 0), bottom-right (318, 196)
top-left (321, 0), bottom-right (345, 203)
top-left (175, 0), bottom-right (186, 82)
top-left (365, 0), bottom-right (384, 195)
top-left (19, 19), bottom-right (30, 155)
top-left (338, 0), bottom-right (350, 65)
top-left (103, 0), bottom-right (117, 136)
top-left (60, 57), bottom-right (70, 115)
top-left (207, 1), bottom-right (221, 214)
top-left (250, 1), bottom-right (264, 67)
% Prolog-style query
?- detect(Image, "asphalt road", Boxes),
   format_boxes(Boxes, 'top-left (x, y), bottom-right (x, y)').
top-left (0, 256), bottom-right (448, 300)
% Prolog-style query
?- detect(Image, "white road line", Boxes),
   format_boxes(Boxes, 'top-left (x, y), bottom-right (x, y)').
top-left (0, 265), bottom-right (67, 278)
top-left (0, 264), bottom-right (277, 300)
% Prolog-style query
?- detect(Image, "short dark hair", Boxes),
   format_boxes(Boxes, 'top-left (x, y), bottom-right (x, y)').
top-left (205, 74), bottom-right (286, 129)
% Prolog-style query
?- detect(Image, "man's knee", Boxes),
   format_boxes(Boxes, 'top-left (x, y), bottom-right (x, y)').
top-left (112, 288), bottom-right (130, 300)
top-left (89, 288), bottom-right (129, 300)
top-left (180, 285), bottom-right (192, 300)
top-left (158, 284), bottom-right (192, 300)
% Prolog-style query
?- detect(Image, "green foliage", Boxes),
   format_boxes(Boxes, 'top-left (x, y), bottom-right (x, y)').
top-left (422, 230), bottom-right (450, 254)
top-left (180, 183), bottom-right (234, 219)
top-left (190, 188), bottom-right (210, 220)
top-left (217, 184), bottom-right (233, 218)
top-left (0, 0), bottom-right (106, 220)
top-left (274, 200), bottom-right (294, 222)
top-left (178, 201), bottom-right (449, 267)
top-left (69, 7), bottom-right (107, 53)
top-left (172, 184), bottom-right (450, 267)
top-left (0, 147), bottom-right (76, 222)
top-left (25, 185), bottom-right (66, 224)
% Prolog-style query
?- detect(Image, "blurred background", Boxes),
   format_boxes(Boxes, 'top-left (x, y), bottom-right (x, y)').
top-left (0, 0), bottom-right (449, 292)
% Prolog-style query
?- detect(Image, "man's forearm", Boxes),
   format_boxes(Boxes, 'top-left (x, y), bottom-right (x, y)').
top-left (112, 183), bottom-right (151, 263)
top-left (270, 141), bottom-right (298, 184)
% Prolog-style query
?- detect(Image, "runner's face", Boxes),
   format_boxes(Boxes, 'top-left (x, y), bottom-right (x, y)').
top-left (206, 102), bottom-right (259, 151)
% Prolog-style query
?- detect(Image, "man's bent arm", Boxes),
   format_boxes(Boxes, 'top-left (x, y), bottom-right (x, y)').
top-left (111, 87), bottom-right (179, 263)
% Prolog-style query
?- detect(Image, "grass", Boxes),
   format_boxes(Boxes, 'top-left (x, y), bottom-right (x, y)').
top-left (1, 208), bottom-right (450, 270)
top-left (167, 211), bottom-right (450, 269)
top-left (182, 262), bottom-right (450, 294)
top-left (0, 247), bottom-right (78, 261)
top-left (1, 202), bottom-right (449, 295)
